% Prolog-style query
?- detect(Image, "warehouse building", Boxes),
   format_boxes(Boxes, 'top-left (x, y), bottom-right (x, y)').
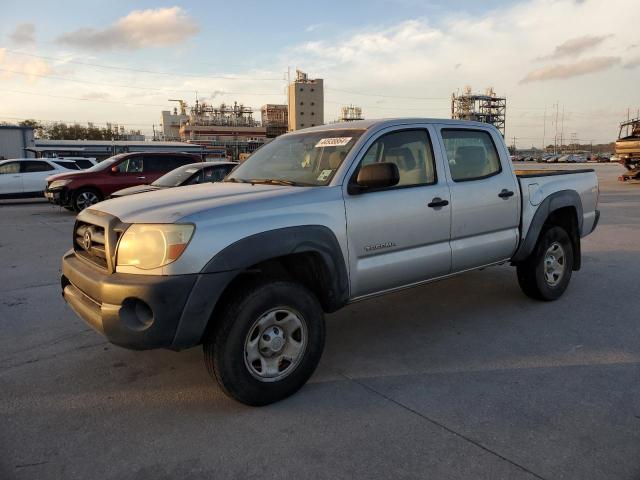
top-left (0, 125), bottom-right (35, 160)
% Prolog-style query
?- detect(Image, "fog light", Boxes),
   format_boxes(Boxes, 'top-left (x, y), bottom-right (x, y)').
top-left (119, 298), bottom-right (154, 331)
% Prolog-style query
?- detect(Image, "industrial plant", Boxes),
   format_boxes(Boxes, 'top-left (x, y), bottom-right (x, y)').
top-left (451, 86), bottom-right (507, 137)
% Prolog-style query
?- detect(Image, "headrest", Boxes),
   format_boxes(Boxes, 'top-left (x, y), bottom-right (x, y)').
top-left (386, 147), bottom-right (416, 170)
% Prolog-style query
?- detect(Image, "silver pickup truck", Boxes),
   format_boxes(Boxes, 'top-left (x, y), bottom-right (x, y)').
top-left (61, 118), bottom-right (600, 405)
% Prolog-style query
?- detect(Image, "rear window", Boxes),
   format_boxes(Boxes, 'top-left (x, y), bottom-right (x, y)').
top-left (53, 161), bottom-right (80, 170)
top-left (74, 160), bottom-right (93, 169)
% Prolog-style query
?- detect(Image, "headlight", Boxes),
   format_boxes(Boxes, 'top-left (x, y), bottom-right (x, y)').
top-left (49, 179), bottom-right (72, 189)
top-left (116, 224), bottom-right (194, 270)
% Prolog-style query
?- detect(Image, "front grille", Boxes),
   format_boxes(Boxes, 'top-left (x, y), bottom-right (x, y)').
top-left (74, 221), bottom-right (108, 269)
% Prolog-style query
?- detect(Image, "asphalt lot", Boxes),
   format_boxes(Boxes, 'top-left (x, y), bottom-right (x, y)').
top-left (1, 162), bottom-right (639, 480)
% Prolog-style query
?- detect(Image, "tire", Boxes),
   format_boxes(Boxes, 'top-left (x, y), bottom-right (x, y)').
top-left (203, 280), bottom-right (325, 406)
top-left (73, 188), bottom-right (102, 212)
top-left (517, 226), bottom-right (574, 301)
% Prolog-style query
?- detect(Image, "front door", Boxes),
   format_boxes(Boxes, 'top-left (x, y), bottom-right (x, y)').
top-left (437, 127), bottom-right (520, 272)
top-left (344, 126), bottom-right (452, 298)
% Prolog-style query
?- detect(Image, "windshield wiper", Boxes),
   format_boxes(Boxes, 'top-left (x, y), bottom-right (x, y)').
top-left (224, 177), bottom-right (250, 183)
top-left (248, 178), bottom-right (310, 187)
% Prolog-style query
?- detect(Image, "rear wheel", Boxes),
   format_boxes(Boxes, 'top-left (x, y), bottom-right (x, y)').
top-left (73, 188), bottom-right (102, 212)
top-left (203, 280), bottom-right (325, 406)
top-left (517, 226), bottom-right (574, 301)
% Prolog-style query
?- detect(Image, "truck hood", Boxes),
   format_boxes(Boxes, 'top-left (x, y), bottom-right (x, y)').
top-left (89, 181), bottom-right (311, 223)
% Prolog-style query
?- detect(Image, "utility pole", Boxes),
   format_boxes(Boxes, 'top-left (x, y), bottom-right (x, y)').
top-left (560, 105), bottom-right (565, 153)
top-left (542, 105), bottom-right (547, 151)
top-left (554, 101), bottom-right (559, 154)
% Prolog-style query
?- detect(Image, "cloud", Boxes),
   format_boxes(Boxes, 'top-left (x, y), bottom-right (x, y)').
top-left (540, 34), bottom-right (611, 59)
top-left (9, 23), bottom-right (36, 45)
top-left (0, 47), bottom-right (52, 83)
top-left (56, 7), bottom-right (199, 50)
top-left (520, 56), bottom-right (620, 83)
top-left (623, 57), bottom-right (640, 69)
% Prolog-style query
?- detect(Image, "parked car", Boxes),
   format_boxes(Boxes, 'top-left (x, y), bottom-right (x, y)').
top-left (60, 118), bottom-right (599, 405)
top-left (0, 158), bottom-right (79, 199)
top-left (45, 151), bottom-right (203, 211)
top-left (110, 162), bottom-right (237, 198)
top-left (51, 157), bottom-right (98, 169)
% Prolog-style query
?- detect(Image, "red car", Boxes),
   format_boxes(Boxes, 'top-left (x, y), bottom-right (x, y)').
top-left (45, 151), bottom-right (203, 211)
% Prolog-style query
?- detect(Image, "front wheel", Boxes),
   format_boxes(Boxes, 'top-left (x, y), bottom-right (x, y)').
top-left (203, 280), bottom-right (325, 406)
top-left (517, 226), bottom-right (574, 301)
top-left (73, 188), bottom-right (102, 212)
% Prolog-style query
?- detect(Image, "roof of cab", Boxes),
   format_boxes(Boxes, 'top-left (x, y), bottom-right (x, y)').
top-left (287, 118), bottom-right (498, 134)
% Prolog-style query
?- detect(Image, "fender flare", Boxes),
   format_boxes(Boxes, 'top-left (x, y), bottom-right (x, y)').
top-left (203, 225), bottom-right (349, 302)
top-left (170, 225), bottom-right (349, 350)
top-left (511, 190), bottom-right (583, 265)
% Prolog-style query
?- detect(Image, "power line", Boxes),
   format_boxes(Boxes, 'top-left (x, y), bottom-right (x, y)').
top-left (0, 67), bottom-right (285, 96)
top-left (2, 49), bottom-right (284, 81)
top-left (326, 87), bottom-right (448, 101)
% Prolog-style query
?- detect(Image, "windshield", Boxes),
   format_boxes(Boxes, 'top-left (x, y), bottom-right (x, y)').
top-left (152, 164), bottom-right (201, 187)
top-left (85, 153), bottom-right (128, 172)
top-left (227, 129), bottom-right (365, 186)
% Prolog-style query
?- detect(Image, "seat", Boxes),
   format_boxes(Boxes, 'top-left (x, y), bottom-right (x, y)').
top-left (384, 147), bottom-right (425, 186)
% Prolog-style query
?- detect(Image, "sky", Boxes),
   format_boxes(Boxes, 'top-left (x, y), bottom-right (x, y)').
top-left (1, 0), bottom-right (639, 147)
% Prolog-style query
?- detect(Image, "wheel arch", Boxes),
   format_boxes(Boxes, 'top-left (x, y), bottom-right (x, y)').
top-left (202, 225), bottom-right (350, 312)
top-left (512, 190), bottom-right (583, 270)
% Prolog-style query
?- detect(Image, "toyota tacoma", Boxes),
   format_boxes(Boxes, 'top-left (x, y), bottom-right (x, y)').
top-left (60, 119), bottom-right (600, 405)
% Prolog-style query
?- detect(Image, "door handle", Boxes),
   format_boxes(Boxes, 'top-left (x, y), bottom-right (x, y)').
top-left (137, 176), bottom-right (146, 180)
top-left (428, 197), bottom-right (449, 208)
top-left (498, 189), bottom-right (514, 198)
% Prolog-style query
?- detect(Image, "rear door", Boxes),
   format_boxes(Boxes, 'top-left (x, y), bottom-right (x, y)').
top-left (436, 126), bottom-right (520, 272)
top-left (21, 160), bottom-right (56, 193)
top-left (0, 161), bottom-right (23, 195)
top-left (344, 125), bottom-right (452, 298)
top-left (143, 155), bottom-right (193, 183)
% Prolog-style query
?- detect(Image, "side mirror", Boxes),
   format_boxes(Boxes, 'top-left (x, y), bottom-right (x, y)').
top-left (111, 165), bottom-right (119, 174)
top-left (349, 162), bottom-right (399, 194)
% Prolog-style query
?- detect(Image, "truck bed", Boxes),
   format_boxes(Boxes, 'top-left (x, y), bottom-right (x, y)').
top-left (514, 168), bottom-right (595, 178)
top-left (515, 168), bottom-right (599, 245)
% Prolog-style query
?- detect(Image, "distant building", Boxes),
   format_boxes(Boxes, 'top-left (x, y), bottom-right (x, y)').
top-left (261, 104), bottom-right (288, 138)
top-left (179, 101), bottom-right (267, 161)
top-left (287, 70), bottom-right (324, 131)
top-left (0, 125), bottom-right (35, 160)
top-left (160, 109), bottom-right (189, 140)
top-left (451, 86), bottom-right (506, 137)
top-left (338, 105), bottom-right (363, 122)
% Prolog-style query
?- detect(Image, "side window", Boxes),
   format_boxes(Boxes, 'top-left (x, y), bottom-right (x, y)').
top-left (441, 130), bottom-right (501, 182)
top-left (184, 170), bottom-right (204, 185)
top-left (22, 161), bottom-right (55, 173)
top-left (0, 162), bottom-right (20, 174)
top-left (143, 155), bottom-right (169, 172)
top-left (210, 166), bottom-right (229, 182)
top-left (116, 157), bottom-right (144, 173)
top-left (359, 129), bottom-right (436, 187)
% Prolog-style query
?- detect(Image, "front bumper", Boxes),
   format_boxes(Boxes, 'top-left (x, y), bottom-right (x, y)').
top-left (61, 250), bottom-right (235, 350)
top-left (45, 187), bottom-right (70, 206)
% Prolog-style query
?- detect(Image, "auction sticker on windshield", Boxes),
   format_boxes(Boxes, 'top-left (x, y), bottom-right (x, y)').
top-left (315, 137), bottom-right (352, 148)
